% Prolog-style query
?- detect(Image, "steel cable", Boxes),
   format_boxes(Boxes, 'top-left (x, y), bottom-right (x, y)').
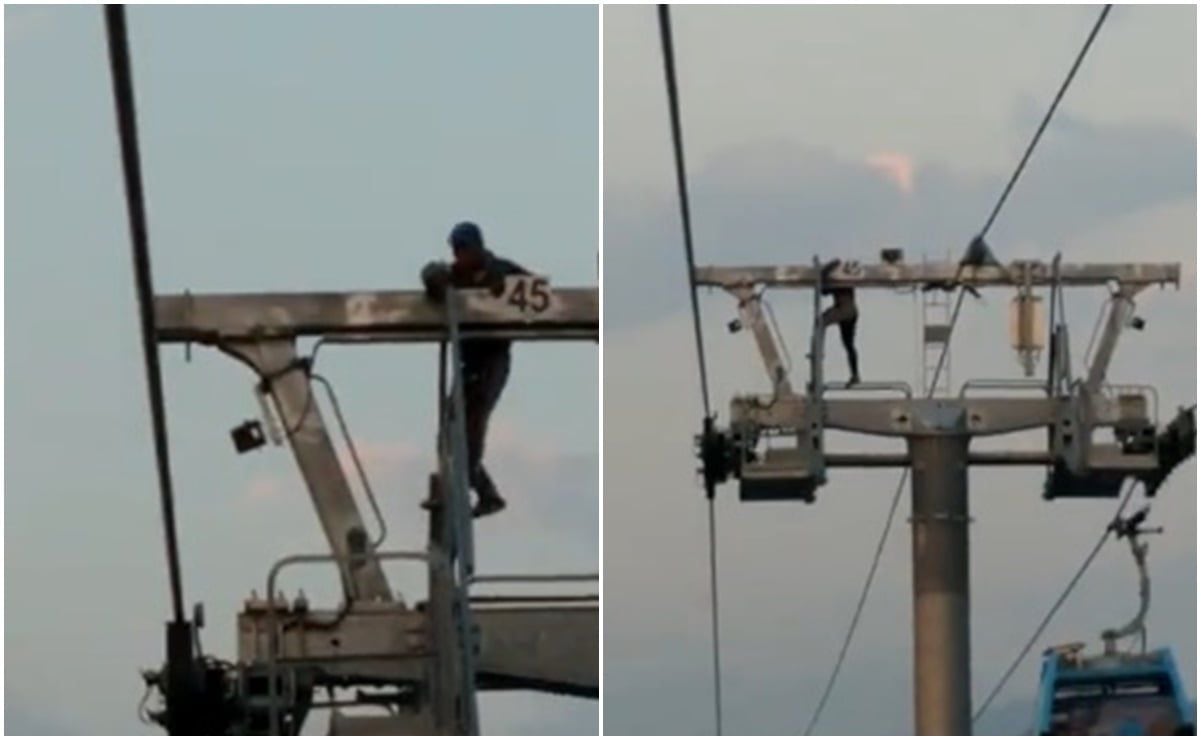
top-left (657, 4), bottom-right (722, 733)
top-left (104, 4), bottom-right (186, 623)
top-left (973, 479), bottom-right (1139, 725)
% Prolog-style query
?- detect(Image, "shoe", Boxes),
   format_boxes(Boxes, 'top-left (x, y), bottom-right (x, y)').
top-left (472, 496), bottom-right (507, 518)
top-left (848, 374), bottom-right (861, 387)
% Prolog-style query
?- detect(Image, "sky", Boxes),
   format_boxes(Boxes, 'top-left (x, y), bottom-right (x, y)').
top-left (5, 5), bottom-right (597, 735)
top-left (604, 4), bottom-right (1196, 735)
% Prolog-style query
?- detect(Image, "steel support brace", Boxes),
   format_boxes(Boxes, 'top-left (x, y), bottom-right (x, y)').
top-left (732, 287), bottom-right (792, 396)
top-left (222, 340), bottom-right (391, 601)
top-left (909, 435), bottom-right (972, 735)
top-left (1085, 285), bottom-right (1141, 395)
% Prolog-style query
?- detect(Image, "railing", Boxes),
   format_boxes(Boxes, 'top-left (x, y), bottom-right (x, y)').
top-left (959, 378), bottom-right (1050, 398)
top-left (263, 550), bottom-right (432, 735)
top-left (825, 380), bottom-right (914, 398)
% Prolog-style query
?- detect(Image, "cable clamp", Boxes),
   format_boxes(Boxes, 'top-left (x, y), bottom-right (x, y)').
top-left (256, 356), bottom-right (313, 393)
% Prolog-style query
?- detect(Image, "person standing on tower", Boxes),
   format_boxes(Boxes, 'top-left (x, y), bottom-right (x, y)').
top-left (818, 258), bottom-right (861, 386)
top-left (421, 221), bottom-right (530, 517)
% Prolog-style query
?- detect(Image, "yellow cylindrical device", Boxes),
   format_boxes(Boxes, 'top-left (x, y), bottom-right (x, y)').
top-left (1009, 293), bottom-right (1045, 377)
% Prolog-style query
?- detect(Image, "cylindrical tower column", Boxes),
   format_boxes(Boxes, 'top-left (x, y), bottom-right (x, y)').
top-left (908, 434), bottom-right (972, 735)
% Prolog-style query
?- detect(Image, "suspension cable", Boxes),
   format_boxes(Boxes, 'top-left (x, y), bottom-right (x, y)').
top-left (973, 479), bottom-right (1139, 725)
top-left (104, 4), bottom-right (186, 624)
top-left (977, 4), bottom-right (1113, 239)
top-left (705, 495), bottom-right (723, 732)
top-left (657, 4), bottom-right (722, 733)
top-left (970, 8), bottom-right (1115, 721)
top-left (658, 4), bottom-right (712, 418)
top-left (805, 7), bottom-right (1111, 729)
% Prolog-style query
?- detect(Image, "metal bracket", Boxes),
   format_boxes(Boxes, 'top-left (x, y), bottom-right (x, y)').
top-left (1101, 508), bottom-right (1161, 655)
top-left (908, 512), bottom-right (975, 525)
top-left (260, 551), bottom-right (430, 734)
top-left (1085, 283), bottom-right (1144, 395)
top-left (730, 286), bottom-right (793, 398)
top-left (729, 393), bottom-right (825, 502)
top-left (220, 339), bottom-right (392, 602)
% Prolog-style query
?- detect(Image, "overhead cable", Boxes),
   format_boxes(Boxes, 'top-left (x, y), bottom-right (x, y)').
top-left (657, 4), bottom-right (723, 733)
top-left (104, 4), bottom-right (186, 624)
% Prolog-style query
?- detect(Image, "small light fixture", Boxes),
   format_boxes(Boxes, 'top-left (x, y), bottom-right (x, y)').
top-left (231, 420), bottom-right (266, 453)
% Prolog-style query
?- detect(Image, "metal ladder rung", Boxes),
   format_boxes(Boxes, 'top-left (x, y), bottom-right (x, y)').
top-left (924, 324), bottom-right (953, 344)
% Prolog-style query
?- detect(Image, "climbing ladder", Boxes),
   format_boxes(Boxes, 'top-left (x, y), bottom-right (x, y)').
top-left (920, 252), bottom-right (954, 395)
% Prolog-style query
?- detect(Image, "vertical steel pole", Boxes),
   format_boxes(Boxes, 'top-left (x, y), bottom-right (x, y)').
top-left (908, 434), bottom-right (972, 735)
top-left (443, 289), bottom-right (480, 734)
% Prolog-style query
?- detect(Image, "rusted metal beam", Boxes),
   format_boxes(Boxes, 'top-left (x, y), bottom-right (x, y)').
top-left (154, 284), bottom-right (599, 343)
top-left (695, 261), bottom-right (1179, 290)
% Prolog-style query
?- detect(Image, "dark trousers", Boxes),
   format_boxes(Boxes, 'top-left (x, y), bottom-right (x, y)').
top-left (455, 353), bottom-right (511, 501)
top-left (821, 302), bottom-right (860, 379)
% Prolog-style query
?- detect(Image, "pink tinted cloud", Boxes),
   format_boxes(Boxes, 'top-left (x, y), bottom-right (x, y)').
top-left (336, 438), bottom-right (424, 474)
top-left (866, 151), bottom-right (916, 195)
top-left (486, 419), bottom-right (560, 466)
top-left (239, 422), bottom-right (585, 508)
top-left (243, 438), bottom-right (425, 504)
top-left (246, 474), bottom-right (284, 503)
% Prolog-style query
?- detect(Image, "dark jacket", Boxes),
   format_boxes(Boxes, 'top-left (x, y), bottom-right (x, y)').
top-left (448, 251), bottom-right (530, 373)
top-left (820, 259), bottom-right (854, 303)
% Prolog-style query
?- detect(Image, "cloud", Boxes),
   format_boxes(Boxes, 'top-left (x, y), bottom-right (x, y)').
top-left (336, 437), bottom-right (423, 475)
top-left (604, 115), bottom-right (1194, 332)
top-left (487, 418), bottom-right (563, 466)
top-left (245, 473), bottom-right (284, 502)
top-left (235, 428), bottom-right (597, 561)
top-left (866, 151), bottom-right (915, 194)
top-left (5, 7), bottom-right (59, 44)
top-left (3, 702), bottom-right (79, 735)
top-left (240, 437), bottom-right (423, 504)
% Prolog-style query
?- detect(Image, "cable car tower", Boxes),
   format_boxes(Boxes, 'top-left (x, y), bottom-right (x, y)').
top-left (696, 254), bottom-right (1184, 734)
top-left (138, 281), bottom-right (599, 734)
top-left (100, 5), bottom-right (597, 732)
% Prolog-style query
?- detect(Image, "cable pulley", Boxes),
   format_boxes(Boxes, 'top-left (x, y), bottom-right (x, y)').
top-left (696, 416), bottom-right (738, 499)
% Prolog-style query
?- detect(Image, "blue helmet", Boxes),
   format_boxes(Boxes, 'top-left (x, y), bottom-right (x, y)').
top-left (448, 221), bottom-right (484, 252)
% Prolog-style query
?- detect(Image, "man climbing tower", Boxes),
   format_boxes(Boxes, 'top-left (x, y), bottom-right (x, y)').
top-left (921, 234), bottom-right (1005, 297)
top-left (819, 258), bottom-right (861, 386)
top-left (421, 221), bottom-right (530, 518)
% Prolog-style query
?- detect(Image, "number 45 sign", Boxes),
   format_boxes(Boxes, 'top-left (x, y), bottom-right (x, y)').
top-left (502, 275), bottom-right (554, 315)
